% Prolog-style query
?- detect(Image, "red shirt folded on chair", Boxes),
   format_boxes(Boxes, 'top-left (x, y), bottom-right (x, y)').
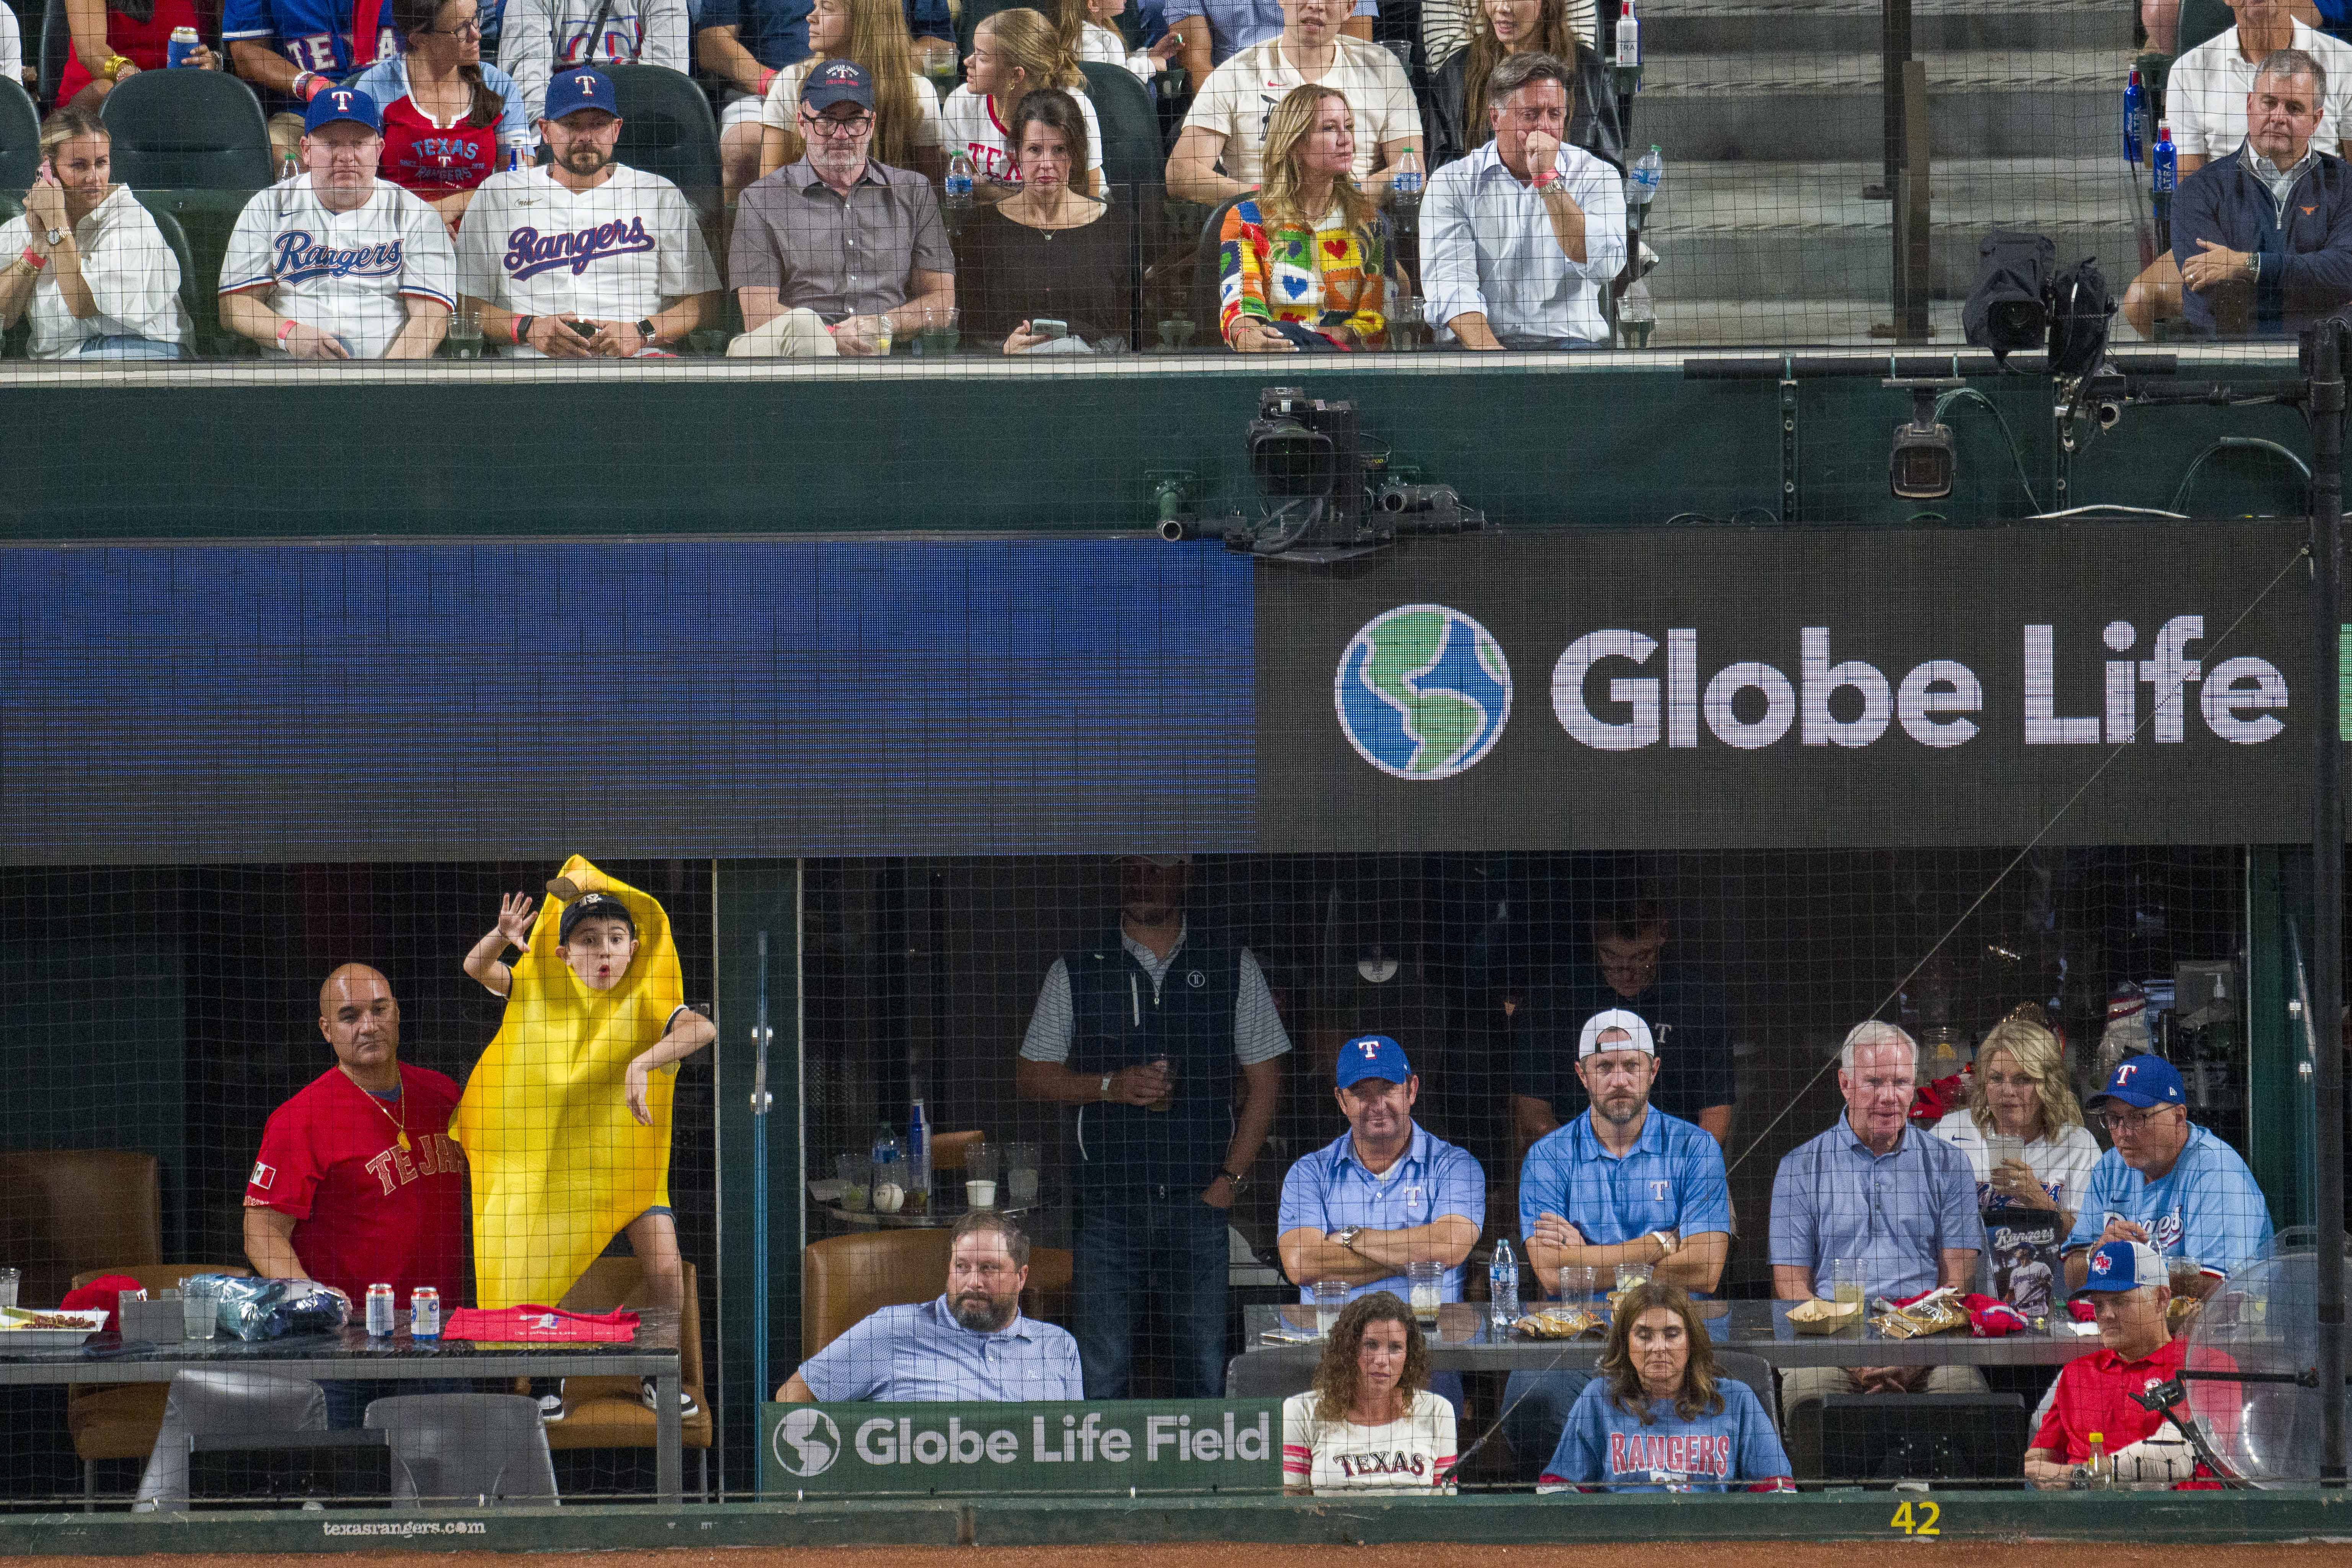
top-left (442, 1305), bottom-right (639, 1342)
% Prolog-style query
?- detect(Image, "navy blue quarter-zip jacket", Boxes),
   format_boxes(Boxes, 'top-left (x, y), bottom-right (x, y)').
top-left (2175, 141), bottom-right (2352, 336)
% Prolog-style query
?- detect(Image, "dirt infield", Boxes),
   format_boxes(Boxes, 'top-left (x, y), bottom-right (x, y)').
top-left (14, 1548), bottom-right (2352, 1568)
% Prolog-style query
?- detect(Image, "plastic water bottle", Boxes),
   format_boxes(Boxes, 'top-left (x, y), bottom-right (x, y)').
top-left (1391, 147), bottom-right (1424, 210)
top-left (1628, 144), bottom-right (1663, 227)
top-left (2122, 68), bottom-right (2147, 167)
top-left (908, 1096), bottom-right (932, 1214)
top-left (2084, 1431), bottom-right (2111, 1489)
top-left (871, 1121), bottom-right (903, 1188)
top-left (945, 153), bottom-right (976, 212)
top-left (1488, 1238), bottom-right (1520, 1328)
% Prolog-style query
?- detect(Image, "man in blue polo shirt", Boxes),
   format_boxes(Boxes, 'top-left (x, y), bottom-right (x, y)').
top-left (1770, 1019), bottom-right (1985, 1477)
top-left (778, 1213), bottom-right (1081, 1402)
top-left (1276, 1033), bottom-right (1484, 1305)
top-left (1520, 1008), bottom-right (1731, 1297)
top-left (1500, 1008), bottom-right (1729, 1474)
top-left (2063, 1053), bottom-right (2272, 1297)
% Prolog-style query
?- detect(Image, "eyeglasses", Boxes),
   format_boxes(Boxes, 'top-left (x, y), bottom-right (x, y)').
top-left (2099, 1104), bottom-right (2181, 1133)
top-left (422, 17), bottom-right (483, 34)
top-left (799, 111), bottom-right (875, 137)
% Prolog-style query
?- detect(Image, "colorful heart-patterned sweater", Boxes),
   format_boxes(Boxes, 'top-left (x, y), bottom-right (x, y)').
top-left (1217, 199), bottom-right (1391, 348)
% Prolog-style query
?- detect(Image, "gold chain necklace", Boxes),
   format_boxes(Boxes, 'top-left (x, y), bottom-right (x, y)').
top-left (346, 1068), bottom-right (410, 1153)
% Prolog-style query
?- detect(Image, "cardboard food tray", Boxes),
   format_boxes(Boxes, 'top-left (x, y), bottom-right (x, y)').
top-left (1786, 1297), bottom-right (1863, 1335)
top-left (0, 1307), bottom-right (109, 1347)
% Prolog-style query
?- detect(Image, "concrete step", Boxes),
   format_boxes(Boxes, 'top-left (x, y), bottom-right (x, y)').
top-left (1642, 157), bottom-right (2139, 299)
top-left (1629, 49), bottom-right (2124, 161)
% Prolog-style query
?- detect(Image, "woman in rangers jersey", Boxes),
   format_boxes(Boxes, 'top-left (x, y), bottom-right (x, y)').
top-left (1541, 1281), bottom-right (1794, 1493)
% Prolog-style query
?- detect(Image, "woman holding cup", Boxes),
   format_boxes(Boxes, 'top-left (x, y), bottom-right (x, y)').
top-left (1931, 1007), bottom-right (2099, 1233)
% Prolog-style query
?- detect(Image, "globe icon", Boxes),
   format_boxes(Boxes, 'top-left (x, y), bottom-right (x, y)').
top-left (773, 1408), bottom-right (841, 1477)
top-left (1334, 605), bottom-right (1512, 780)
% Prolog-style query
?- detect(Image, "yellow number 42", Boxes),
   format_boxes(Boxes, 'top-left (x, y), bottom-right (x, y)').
top-left (1889, 1499), bottom-right (1942, 1536)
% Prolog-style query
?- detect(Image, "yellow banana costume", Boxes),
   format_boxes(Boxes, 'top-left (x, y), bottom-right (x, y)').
top-left (452, 855), bottom-right (683, 1309)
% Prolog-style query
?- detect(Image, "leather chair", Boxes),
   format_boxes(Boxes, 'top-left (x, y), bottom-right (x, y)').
top-left (0, 1150), bottom-right (161, 1310)
top-left (928, 1130), bottom-right (984, 1171)
top-left (540, 1257), bottom-right (712, 1499)
top-left (66, 1263), bottom-right (254, 1501)
top-left (802, 1229), bottom-right (952, 1359)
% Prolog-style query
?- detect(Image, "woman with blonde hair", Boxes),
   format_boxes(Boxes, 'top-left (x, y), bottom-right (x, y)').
top-left (1540, 1281), bottom-right (1793, 1492)
top-left (756, 0), bottom-right (945, 177)
top-left (1217, 83), bottom-right (1391, 351)
top-left (1426, 0), bottom-right (1618, 169)
top-left (1932, 1005), bottom-right (2100, 1234)
top-left (943, 7), bottom-right (1103, 194)
top-left (1281, 1292), bottom-right (1455, 1494)
top-left (0, 107), bottom-right (188, 359)
top-left (1074, 0), bottom-right (1181, 79)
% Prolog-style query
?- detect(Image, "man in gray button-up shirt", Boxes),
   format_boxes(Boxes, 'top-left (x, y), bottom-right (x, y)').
top-left (726, 61), bottom-right (954, 357)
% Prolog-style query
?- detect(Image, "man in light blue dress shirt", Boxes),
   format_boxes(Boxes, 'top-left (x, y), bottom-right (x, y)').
top-left (1769, 1020), bottom-right (1985, 1477)
top-left (779, 1213), bottom-right (1082, 1403)
top-left (1420, 52), bottom-right (1626, 349)
top-left (1276, 1034), bottom-right (1485, 1304)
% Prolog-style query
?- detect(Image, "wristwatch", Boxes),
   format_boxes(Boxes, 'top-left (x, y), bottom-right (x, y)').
top-left (1217, 1166), bottom-right (1250, 1194)
top-left (635, 317), bottom-right (658, 346)
top-left (1330, 1225), bottom-right (1362, 1250)
top-left (43, 228), bottom-right (64, 250)
top-left (1098, 1072), bottom-right (1113, 1101)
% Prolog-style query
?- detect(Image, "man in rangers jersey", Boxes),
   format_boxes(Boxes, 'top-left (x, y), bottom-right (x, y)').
top-left (220, 87), bottom-right (457, 359)
top-left (458, 68), bottom-right (719, 355)
top-left (500, 0), bottom-right (688, 122)
top-left (244, 964), bottom-right (468, 1426)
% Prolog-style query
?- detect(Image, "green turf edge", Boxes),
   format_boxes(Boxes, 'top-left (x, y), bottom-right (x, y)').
top-left (3, 1490), bottom-right (2350, 1553)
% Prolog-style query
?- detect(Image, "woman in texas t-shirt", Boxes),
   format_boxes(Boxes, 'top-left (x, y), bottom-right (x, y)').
top-left (1281, 1292), bottom-right (1457, 1494)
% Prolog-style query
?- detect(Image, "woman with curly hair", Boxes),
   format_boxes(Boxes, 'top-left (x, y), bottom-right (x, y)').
top-left (1540, 1281), bottom-right (1792, 1492)
top-left (1281, 1291), bottom-right (1455, 1494)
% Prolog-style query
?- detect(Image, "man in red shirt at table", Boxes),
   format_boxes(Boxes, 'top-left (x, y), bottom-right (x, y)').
top-left (244, 963), bottom-right (469, 1427)
top-left (2024, 1238), bottom-right (2215, 1488)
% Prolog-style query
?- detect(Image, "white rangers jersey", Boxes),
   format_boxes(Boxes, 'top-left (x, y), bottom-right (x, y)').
top-left (220, 176), bottom-right (458, 358)
top-left (455, 165), bottom-right (718, 353)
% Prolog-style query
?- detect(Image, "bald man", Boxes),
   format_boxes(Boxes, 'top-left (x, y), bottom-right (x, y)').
top-left (244, 965), bottom-right (468, 1425)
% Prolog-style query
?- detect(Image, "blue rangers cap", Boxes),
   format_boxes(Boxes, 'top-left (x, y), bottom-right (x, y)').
top-left (801, 59), bottom-right (875, 112)
top-left (2086, 1052), bottom-right (2187, 1111)
top-left (1335, 1033), bottom-right (1412, 1089)
top-left (303, 85), bottom-right (381, 135)
top-left (2073, 1239), bottom-right (2166, 1297)
top-left (545, 67), bottom-right (619, 119)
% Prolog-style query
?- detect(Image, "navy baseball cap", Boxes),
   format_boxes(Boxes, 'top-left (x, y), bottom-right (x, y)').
top-left (2074, 1239), bottom-right (2165, 1296)
top-left (303, 85), bottom-right (381, 135)
top-left (559, 892), bottom-right (636, 945)
top-left (802, 59), bottom-right (875, 111)
top-left (2086, 1052), bottom-right (2187, 1111)
top-left (1336, 1033), bottom-right (1412, 1089)
top-left (546, 67), bottom-right (619, 119)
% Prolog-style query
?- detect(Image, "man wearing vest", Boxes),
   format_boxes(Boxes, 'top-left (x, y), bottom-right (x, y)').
top-left (1016, 854), bottom-right (1290, 1398)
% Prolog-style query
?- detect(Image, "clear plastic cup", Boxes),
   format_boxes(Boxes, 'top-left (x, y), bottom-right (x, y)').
top-left (0, 1268), bottom-right (18, 1310)
top-left (1558, 1264), bottom-right (1603, 1304)
top-left (180, 1278), bottom-right (219, 1340)
top-left (966, 1142), bottom-right (999, 1181)
top-left (1005, 1143), bottom-right (1039, 1207)
top-left (1314, 1279), bottom-right (1349, 1336)
top-left (1614, 1261), bottom-right (1654, 1291)
top-left (836, 1152), bottom-right (871, 1212)
top-left (1406, 1260), bottom-right (1443, 1326)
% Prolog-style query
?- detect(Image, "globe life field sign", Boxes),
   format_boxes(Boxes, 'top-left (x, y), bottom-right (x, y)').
top-left (1266, 522), bottom-right (2316, 850)
top-left (762, 1400), bottom-right (1280, 1497)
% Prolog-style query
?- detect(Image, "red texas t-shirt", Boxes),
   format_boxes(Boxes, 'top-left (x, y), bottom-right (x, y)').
top-left (245, 1064), bottom-right (468, 1309)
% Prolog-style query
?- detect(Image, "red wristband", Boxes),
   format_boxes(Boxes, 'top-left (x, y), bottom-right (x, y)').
top-left (757, 66), bottom-right (778, 93)
top-left (1532, 168), bottom-right (1559, 189)
top-left (277, 317), bottom-right (297, 344)
top-left (299, 72), bottom-right (328, 100)
top-left (20, 246), bottom-right (45, 271)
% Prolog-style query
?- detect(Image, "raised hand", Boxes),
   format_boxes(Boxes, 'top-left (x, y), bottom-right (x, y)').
top-left (495, 891), bottom-right (536, 949)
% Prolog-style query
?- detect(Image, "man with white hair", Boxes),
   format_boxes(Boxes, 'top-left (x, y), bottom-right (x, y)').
top-left (1768, 1019), bottom-right (1985, 1477)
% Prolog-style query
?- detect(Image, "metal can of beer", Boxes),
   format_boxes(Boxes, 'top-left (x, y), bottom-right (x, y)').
top-left (409, 1286), bottom-right (440, 1340)
top-left (365, 1282), bottom-right (395, 1337)
top-left (167, 25), bottom-right (200, 66)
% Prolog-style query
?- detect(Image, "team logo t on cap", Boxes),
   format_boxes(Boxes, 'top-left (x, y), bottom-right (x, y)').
top-left (559, 892), bottom-right (637, 945)
top-left (1336, 1033), bottom-right (1412, 1088)
top-left (303, 85), bottom-right (382, 135)
top-left (1577, 1007), bottom-right (1657, 1059)
top-left (2074, 1239), bottom-right (2166, 1296)
top-left (802, 59), bottom-right (875, 111)
top-left (547, 67), bottom-right (618, 118)
top-left (2086, 1052), bottom-right (2187, 1111)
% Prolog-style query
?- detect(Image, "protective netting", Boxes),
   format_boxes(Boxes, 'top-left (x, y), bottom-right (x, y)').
top-left (0, 0), bottom-right (2310, 360)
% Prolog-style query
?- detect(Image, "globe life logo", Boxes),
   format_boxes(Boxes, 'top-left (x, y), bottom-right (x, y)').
top-left (1546, 614), bottom-right (2290, 753)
